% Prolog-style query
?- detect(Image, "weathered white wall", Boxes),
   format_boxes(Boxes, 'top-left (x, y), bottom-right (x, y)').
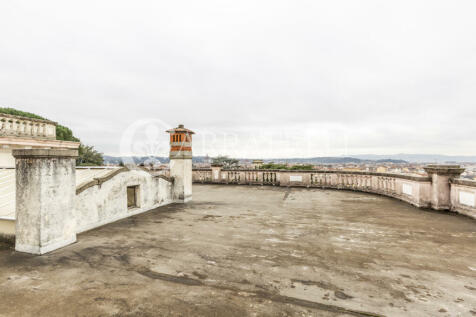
top-left (170, 159), bottom-right (192, 203)
top-left (450, 181), bottom-right (476, 219)
top-left (14, 150), bottom-right (77, 255)
top-left (75, 169), bottom-right (173, 233)
top-left (0, 148), bottom-right (15, 167)
top-left (0, 218), bottom-right (14, 236)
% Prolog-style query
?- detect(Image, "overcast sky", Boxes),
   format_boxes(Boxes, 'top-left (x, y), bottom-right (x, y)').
top-left (1, 0), bottom-right (475, 158)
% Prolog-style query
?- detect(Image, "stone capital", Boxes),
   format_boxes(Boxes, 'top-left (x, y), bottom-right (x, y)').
top-left (424, 165), bottom-right (465, 177)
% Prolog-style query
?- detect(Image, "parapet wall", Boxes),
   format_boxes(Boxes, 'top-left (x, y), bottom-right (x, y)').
top-left (450, 179), bottom-right (476, 219)
top-left (75, 167), bottom-right (174, 234)
top-left (193, 168), bottom-right (476, 219)
top-left (0, 113), bottom-right (57, 139)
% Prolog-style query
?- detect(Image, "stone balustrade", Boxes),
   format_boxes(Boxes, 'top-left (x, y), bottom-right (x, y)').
top-left (193, 167), bottom-right (476, 219)
top-left (0, 113), bottom-right (56, 140)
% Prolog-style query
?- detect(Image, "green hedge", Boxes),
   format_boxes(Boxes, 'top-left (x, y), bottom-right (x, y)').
top-left (0, 107), bottom-right (102, 165)
top-left (0, 107), bottom-right (79, 142)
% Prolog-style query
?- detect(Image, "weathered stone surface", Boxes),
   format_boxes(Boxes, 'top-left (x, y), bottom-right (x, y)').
top-left (170, 158), bottom-right (192, 203)
top-left (424, 165), bottom-right (465, 210)
top-left (12, 148), bottom-right (78, 158)
top-left (0, 185), bottom-right (474, 316)
top-left (14, 150), bottom-right (77, 254)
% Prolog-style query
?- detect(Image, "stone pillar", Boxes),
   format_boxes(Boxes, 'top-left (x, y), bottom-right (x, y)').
top-left (13, 149), bottom-right (78, 254)
top-left (279, 172), bottom-right (291, 187)
top-left (424, 165), bottom-right (464, 210)
top-left (211, 164), bottom-right (222, 183)
top-left (170, 159), bottom-right (192, 203)
top-left (167, 125), bottom-right (194, 203)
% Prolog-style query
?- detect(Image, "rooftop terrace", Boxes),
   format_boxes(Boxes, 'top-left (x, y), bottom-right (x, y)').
top-left (0, 185), bottom-right (475, 316)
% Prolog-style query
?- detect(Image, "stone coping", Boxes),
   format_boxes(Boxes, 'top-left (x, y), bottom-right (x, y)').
top-left (451, 179), bottom-right (476, 187)
top-left (426, 164), bottom-right (462, 168)
top-left (0, 113), bottom-right (57, 125)
top-left (76, 166), bottom-right (118, 170)
top-left (12, 149), bottom-right (79, 158)
top-left (424, 165), bottom-right (465, 175)
top-left (0, 134), bottom-right (57, 141)
top-left (170, 154), bottom-right (193, 159)
top-left (192, 168), bottom-right (431, 182)
top-left (0, 136), bottom-right (80, 147)
top-left (76, 166), bottom-right (174, 195)
top-left (166, 125), bottom-right (195, 134)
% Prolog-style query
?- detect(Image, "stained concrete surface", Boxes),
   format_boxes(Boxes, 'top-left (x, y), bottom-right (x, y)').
top-left (0, 184), bottom-right (475, 317)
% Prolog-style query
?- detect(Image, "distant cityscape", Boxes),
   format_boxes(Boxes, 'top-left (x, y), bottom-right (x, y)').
top-left (104, 155), bottom-right (476, 181)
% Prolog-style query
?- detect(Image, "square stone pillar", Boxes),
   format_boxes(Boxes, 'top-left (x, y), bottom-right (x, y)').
top-left (424, 165), bottom-right (465, 210)
top-left (13, 149), bottom-right (78, 254)
top-left (211, 164), bottom-right (222, 183)
top-left (170, 158), bottom-right (192, 203)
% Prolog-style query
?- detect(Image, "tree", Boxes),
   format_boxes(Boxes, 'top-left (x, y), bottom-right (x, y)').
top-left (56, 125), bottom-right (80, 142)
top-left (259, 163), bottom-right (314, 170)
top-left (260, 163), bottom-right (287, 170)
top-left (288, 164), bottom-right (314, 170)
top-left (77, 144), bottom-right (104, 166)
top-left (212, 156), bottom-right (239, 169)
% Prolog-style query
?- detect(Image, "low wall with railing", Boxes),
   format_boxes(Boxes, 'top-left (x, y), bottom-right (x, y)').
top-left (0, 113), bottom-right (56, 139)
top-left (193, 168), bottom-right (432, 208)
top-left (193, 168), bottom-right (476, 219)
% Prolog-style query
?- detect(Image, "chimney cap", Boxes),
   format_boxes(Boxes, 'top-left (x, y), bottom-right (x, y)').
top-left (166, 124), bottom-right (195, 134)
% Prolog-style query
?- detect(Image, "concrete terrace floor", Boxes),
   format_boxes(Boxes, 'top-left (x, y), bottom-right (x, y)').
top-left (0, 185), bottom-right (475, 317)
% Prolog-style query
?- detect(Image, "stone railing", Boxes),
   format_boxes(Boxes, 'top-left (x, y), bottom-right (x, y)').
top-left (0, 113), bottom-right (56, 140)
top-left (193, 166), bottom-right (476, 220)
top-left (193, 168), bottom-right (432, 208)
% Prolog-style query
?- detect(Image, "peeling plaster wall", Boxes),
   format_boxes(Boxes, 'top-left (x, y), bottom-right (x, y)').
top-left (75, 169), bottom-right (174, 234)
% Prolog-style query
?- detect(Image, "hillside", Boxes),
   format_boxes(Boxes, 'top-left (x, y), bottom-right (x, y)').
top-left (103, 155), bottom-right (408, 165)
top-left (350, 154), bottom-right (476, 163)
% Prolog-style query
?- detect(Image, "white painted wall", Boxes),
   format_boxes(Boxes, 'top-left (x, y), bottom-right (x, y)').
top-left (0, 148), bottom-right (15, 167)
top-left (402, 183), bottom-right (413, 196)
top-left (170, 159), bottom-right (192, 203)
top-left (290, 175), bottom-right (303, 182)
top-left (459, 191), bottom-right (475, 207)
top-left (75, 169), bottom-right (173, 234)
top-left (451, 183), bottom-right (476, 219)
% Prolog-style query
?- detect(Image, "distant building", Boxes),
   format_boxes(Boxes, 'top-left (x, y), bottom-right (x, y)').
top-left (0, 113), bottom-right (79, 167)
top-left (251, 160), bottom-right (264, 169)
top-left (376, 166), bottom-right (388, 173)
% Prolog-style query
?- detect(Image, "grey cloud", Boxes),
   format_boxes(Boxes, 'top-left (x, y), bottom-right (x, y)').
top-left (1, 0), bottom-right (475, 157)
